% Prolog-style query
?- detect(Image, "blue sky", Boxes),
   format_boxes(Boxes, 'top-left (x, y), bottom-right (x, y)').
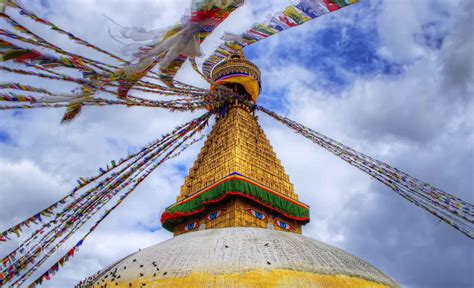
top-left (0, 130), bottom-right (14, 146)
top-left (248, 1), bottom-right (407, 110)
top-left (0, 0), bottom-right (473, 287)
top-left (253, 19), bottom-right (402, 90)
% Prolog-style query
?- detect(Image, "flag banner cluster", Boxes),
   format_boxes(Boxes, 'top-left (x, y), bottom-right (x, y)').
top-left (26, 134), bottom-right (207, 288)
top-left (5, 0), bottom-right (127, 64)
top-left (256, 105), bottom-right (474, 239)
top-left (201, 0), bottom-right (358, 76)
top-left (0, 112), bottom-right (212, 287)
top-left (0, 0), bottom-right (215, 122)
top-left (0, 24), bottom-right (118, 73)
top-left (0, 10), bottom-right (119, 74)
top-left (112, 0), bottom-right (244, 90)
top-left (0, 114), bottom-right (210, 244)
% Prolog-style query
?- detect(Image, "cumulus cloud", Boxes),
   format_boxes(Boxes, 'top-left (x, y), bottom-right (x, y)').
top-left (0, 0), bottom-right (472, 287)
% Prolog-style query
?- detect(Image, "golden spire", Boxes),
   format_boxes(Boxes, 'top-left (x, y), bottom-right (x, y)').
top-left (160, 52), bottom-right (309, 236)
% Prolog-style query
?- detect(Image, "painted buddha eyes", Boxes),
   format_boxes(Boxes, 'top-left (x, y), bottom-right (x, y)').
top-left (246, 209), bottom-right (266, 220)
top-left (275, 220), bottom-right (293, 231)
top-left (244, 209), bottom-right (293, 230)
top-left (184, 221), bottom-right (199, 231)
top-left (206, 209), bottom-right (225, 221)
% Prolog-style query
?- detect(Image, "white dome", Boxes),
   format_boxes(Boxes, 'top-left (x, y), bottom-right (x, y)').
top-left (86, 228), bottom-right (397, 287)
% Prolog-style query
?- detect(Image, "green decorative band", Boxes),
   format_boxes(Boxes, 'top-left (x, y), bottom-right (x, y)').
top-left (161, 174), bottom-right (310, 231)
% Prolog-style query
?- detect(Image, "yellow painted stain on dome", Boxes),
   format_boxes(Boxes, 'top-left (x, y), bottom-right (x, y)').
top-left (93, 269), bottom-right (390, 288)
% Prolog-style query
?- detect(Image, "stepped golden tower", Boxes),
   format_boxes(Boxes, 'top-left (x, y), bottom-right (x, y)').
top-left (86, 51), bottom-right (398, 288)
top-left (160, 50), bottom-right (310, 236)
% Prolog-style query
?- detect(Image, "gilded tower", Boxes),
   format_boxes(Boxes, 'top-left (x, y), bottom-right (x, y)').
top-left (160, 51), bottom-right (310, 236)
top-left (86, 51), bottom-right (398, 288)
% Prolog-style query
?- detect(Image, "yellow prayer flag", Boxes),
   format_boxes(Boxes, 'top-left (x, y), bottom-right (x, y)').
top-left (0, 0), bottom-right (7, 13)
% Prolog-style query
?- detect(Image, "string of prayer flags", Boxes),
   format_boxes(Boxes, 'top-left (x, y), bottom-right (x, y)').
top-left (0, 82), bottom-right (55, 96)
top-left (256, 105), bottom-right (474, 239)
top-left (6, 0), bottom-right (127, 64)
top-left (0, 0), bottom-right (7, 13)
top-left (201, 0), bottom-right (358, 76)
top-left (0, 39), bottom-right (94, 75)
top-left (0, 24), bottom-right (115, 73)
top-left (0, 115), bottom-right (208, 243)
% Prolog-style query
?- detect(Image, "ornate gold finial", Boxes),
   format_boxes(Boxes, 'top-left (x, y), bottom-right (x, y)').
top-left (227, 48), bottom-right (245, 60)
top-left (210, 49), bottom-right (261, 102)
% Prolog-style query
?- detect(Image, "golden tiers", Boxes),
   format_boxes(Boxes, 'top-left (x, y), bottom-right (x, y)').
top-left (179, 105), bottom-right (296, 202)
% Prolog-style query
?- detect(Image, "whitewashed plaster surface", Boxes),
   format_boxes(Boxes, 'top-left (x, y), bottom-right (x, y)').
top-left (88, 228), bottom-right (398, 287)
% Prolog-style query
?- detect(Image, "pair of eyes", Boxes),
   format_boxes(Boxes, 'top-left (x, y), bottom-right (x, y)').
top-left (183, 209), bottom-right (226, 231)
top-left (246, 209), bottom-right (293, 231)
top-left (206, 209), bottom-right (225, 221)
top-left (275, 220), bottom-right (292, 230)
top-left (184, 221), bottom-right (199, 231)
top-left (184, 209), bottom-right (293, 231)
top-left (247, 209), bottom-right (266, 220)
